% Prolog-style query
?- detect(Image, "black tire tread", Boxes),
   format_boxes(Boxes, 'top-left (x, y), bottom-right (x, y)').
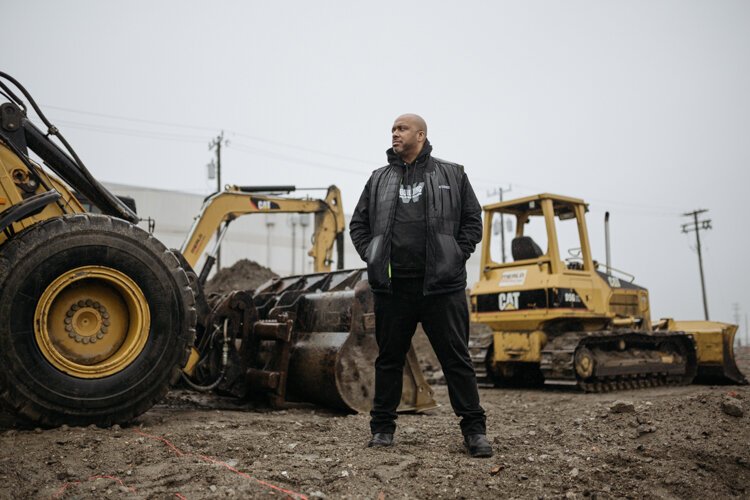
top-left (0, 214), bottom-right (196, 427)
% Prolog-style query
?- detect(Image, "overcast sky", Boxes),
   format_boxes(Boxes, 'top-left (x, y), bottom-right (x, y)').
top-left (4, 1), bottom-right (749, 334)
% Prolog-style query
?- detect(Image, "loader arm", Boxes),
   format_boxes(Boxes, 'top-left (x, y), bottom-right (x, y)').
top-left (0, 72), bottom-right (137, 225)
top-left (180, 184), bottom-right (345, 275)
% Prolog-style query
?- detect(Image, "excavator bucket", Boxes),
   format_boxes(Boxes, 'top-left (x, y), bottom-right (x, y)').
top-left (253, 269), bottom-right (437, 413)
top-left (663, 320), bottom-right (747, 385)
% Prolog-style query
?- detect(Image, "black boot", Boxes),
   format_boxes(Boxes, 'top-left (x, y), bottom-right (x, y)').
top-left (464, 434), bottom-right (493, 458)
top-left (367, 433), bottom-right (394, 447)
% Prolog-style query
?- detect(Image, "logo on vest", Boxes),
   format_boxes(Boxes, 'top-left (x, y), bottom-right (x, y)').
top-left (399, 182), bottom-right (425, 203)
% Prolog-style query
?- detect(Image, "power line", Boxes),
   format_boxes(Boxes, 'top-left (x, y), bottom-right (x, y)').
top-left (43, 104), bottom-right (217, 132)
top-left (472, 177), bottom-right (686, 216)
top-left (227, 130), bottom-right (375, 165)
top-left (229, 142), bottom-right (365, 175)
top-left (48, 114), bottom-right (372, 177)
top-left (46, 104), bottom-right (377, 165)
top-left (53, 119), bottom-right (207, 143)
top-left (51, 117), bottom-right (369, 178)
top-left (41, 105), bottom-right (705, 217)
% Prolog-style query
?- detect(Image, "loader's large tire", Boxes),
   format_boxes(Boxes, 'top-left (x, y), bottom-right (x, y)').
top-left (0, 214), bottom-right (196, 427)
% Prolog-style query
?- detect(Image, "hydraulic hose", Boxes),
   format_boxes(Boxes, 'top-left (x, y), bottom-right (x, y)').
top-left (180, 319), bottom-right (230, 392)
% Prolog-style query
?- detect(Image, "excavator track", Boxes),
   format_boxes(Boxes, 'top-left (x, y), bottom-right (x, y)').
top-left (540, 329), bottom-right (698, 392)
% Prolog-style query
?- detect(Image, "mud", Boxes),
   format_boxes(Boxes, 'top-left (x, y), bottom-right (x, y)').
top-left (1, 348), bottom-right (748, 499)
top-left (205, 259), bottom-right (278, 295)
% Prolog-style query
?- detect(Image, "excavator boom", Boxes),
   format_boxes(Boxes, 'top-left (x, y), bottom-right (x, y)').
top-left (180, 185), bottom-right (345, 281)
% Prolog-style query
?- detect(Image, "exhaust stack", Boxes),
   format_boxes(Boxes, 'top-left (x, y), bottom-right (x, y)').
top-left (605, 211), bottom-right (611, 275)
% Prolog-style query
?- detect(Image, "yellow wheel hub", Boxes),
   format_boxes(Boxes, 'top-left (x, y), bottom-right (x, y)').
top-left (34, 265), bottom-right (151, 378)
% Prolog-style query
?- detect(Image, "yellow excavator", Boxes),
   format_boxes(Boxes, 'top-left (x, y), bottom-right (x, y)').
top-left (0, 73), bottom-right (434, 427)
top-left (180, 184), bottom-right (346, 281)
top-left (469, 193), bottom-right (746, 391)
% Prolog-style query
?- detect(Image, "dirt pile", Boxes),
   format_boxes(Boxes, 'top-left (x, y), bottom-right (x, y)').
top-left (204, 259), bottom-right (278, 295)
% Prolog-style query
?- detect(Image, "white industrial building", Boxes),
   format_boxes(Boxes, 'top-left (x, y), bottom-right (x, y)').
top-left (104, 182), bottom-right (483, 282)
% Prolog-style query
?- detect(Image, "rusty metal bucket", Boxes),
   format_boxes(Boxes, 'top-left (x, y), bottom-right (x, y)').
top-left (254, 269), bottom-right (437, 413)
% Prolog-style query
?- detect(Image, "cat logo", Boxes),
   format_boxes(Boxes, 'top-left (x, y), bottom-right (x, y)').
top-left (498, 291), bottom-right (520, 311)
top-left (257, 200), bottom-right (272, 210)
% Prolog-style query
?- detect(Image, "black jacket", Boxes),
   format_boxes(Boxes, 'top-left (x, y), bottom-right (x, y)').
top-left (350, 144), bottom-right (482, 295)
top-left (389, 143), bottom-right (428, 277)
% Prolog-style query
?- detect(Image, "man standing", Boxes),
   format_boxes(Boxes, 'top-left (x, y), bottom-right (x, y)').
top-left (350, 114), bottom-right (492, 458)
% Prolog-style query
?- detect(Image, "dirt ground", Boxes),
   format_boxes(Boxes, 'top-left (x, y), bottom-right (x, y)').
top-left (1, 347), bottom-right (748, 499)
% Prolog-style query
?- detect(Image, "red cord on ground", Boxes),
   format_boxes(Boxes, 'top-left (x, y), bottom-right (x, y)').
top-left (51, 475), bottom-right (135, 499)
top-left (134, 429), bottom-right (309, 500)
top-left (51, 480), bottom-right (80, 499)
top-left (134, 429), bottom-right (185, 456)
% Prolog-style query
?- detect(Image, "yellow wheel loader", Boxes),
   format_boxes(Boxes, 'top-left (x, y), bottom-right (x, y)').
top-left (0, 73), bottom-right (195, 426)
top-left (0, 73), bottom-right (434, 426)
top-left (469, 193), bottom-right (746, 391)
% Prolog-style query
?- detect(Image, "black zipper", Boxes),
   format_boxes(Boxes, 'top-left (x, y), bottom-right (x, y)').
top-left (383, 168), bottom-right (400, 291)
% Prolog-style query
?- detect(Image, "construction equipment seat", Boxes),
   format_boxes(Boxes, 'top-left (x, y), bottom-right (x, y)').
top-left (512, 236), bottom-right (544, 261)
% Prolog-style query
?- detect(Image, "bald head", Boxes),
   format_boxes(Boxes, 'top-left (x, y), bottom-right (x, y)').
top-left (391, 114), bottom-right (428, 164)
top-left (397, 114), bottom-right (427, 135)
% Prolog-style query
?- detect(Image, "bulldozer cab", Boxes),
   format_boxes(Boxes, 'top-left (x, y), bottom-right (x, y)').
top-left (471, 193), bottom-right (642, 333)
top-left (482, 193), bottom-right (594, 275)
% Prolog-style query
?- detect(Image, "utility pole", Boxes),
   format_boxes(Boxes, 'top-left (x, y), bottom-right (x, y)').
top-left (209, 131), bottom-right (228, 270)
top-left (488, 185), bottom-right (512, 262)
top-left (733, 303), bottom-right (741, 347)
top-left (289, 214), bottom-right (298, 274)
top-left (265, 215), bottom-right (275, 270)
top-left (681, 209), bottom-right (712, 320)
top-left (300, 214), bottom-right (309, 274)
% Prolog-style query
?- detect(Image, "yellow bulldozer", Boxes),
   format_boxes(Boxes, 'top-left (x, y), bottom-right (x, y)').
top-left (469, 193), bottom-right (746, 391)
top-left (0, 73), bottom-right (434, 427)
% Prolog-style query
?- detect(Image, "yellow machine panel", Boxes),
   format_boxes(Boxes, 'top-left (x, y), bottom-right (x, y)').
top-left (492, 331), bottom-right (547, 363)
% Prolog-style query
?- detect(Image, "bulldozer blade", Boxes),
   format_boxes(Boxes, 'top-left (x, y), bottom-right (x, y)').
top-left (670, 320), bottom-right (748, 385)
top-left (256, 270), bottom-right (437, 413)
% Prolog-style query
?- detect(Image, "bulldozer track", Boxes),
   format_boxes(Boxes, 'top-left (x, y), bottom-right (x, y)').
top-left (468, 332), bottom-right (493, 386)
top-left (578, 373), bottom-right (689, 392)
top-left (540, 329), bottom-right (698, 392)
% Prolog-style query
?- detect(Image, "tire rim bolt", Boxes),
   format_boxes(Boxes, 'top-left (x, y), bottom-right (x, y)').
top-left (66, 300), bottom-right (110, 344)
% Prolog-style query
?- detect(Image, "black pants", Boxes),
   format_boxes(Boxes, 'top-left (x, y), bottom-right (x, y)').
top-left (370, 277), bottom-right (486, 436)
